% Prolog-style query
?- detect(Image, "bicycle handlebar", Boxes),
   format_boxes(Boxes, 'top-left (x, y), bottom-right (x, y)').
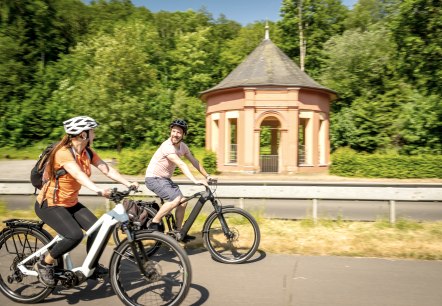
top-left (109, 186), bottom-right (140, 203)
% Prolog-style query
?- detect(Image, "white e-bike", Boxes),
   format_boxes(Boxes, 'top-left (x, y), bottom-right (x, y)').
top-left (0, 187), bottom-right (191, 306)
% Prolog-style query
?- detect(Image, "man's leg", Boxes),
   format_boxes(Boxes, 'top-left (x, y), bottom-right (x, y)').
top-left (175, 201), bottom-right (188, 230)
top-left (151, 195), bottom-right (181, 223)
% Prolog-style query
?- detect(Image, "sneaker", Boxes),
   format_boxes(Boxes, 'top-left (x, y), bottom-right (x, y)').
top-left (34, 261), bottom-right (55, 287)
top-left (90, 264), bottom-right (109, 280)
top-left (147, 222), bottom-right (161, 232)
top-left (181, 234), bottom-right (196, 243)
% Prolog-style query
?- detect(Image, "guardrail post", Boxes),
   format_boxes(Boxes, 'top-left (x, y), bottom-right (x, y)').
top-left (389, 200), bottom-right (396, 224)
top-left (239, 198), bottom-right (244, 209)
top-left (312, 198), bottom-right (318, 224)
top-left (105, 198), bottom-right (110, 212)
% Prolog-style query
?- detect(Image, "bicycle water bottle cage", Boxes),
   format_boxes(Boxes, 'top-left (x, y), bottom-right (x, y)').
top-left (3, 219), bottom-right (44, 229)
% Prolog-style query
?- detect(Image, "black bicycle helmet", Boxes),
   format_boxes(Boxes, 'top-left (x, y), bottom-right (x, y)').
top-left (169, 119), bottom-right (188, 135)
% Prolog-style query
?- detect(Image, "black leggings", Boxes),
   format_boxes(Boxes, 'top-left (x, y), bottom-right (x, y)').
top-left (34, 201), bottom-right (98, 260)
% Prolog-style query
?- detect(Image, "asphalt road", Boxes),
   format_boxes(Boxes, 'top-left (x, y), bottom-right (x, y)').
top-left (0, 245), bottom-right (441, 306)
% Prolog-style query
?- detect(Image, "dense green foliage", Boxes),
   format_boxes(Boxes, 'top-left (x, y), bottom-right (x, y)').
top-left (117, 145), bottom-right (218, 176)
top-left (0, 0), bottom-right (440, 163)
top-left (330, 147), bottom-right (442, 178)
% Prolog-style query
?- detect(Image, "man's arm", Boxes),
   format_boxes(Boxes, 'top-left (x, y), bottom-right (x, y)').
top-left (185, 152), bottom-right (210, 179)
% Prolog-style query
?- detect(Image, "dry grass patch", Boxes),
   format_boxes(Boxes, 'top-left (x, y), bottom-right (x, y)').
top-left (258, 218), bottom-right (442, 260)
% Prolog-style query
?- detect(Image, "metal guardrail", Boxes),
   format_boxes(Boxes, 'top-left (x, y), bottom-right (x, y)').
top-left (1, 180), bottom-right (441, 224)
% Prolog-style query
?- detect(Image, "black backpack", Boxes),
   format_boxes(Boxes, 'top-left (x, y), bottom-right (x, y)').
top-left (30, 143), bottom-right (92, 192)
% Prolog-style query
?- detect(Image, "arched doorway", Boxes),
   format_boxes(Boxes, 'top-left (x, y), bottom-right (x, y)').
top-left (259, 116), bottom-right (281, 173)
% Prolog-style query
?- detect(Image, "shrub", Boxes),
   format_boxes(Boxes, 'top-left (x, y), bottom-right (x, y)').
top-left (330, 148), bottom-right (442, 178)
top-left (117, 146), bottom-right (154, 175)
top-left (203, 150), bottom-right (218, 175)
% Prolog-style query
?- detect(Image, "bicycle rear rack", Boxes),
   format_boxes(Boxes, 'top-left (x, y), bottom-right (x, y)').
top-left (3, 219), bottom-right (44, 229)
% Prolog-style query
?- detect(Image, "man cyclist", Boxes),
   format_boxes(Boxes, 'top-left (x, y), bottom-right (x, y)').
top-left (145, 119), bottom-right (210, 241)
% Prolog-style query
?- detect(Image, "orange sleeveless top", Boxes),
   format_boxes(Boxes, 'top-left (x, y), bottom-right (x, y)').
top-left (37, 146), bottom-right (99, 207)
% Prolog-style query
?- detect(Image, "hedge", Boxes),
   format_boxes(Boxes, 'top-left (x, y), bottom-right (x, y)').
top-left (330, 148), bottom-right (442, 178)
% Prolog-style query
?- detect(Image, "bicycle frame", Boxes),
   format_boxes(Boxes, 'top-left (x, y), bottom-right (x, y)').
top-left (166, 182), bottom-right (234, 239)
top-left (16, 203), bottom-right (129, 281)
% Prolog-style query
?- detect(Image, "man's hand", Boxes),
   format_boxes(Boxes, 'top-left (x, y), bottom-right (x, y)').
top-left (195, 180), bottom-right (209, 187)
top-left (128, 181), bottom-right (139, 190)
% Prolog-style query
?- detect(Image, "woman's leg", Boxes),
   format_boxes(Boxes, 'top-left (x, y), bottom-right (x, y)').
top-left (34, 201), bottom-right (84, 260)
top-left (67, 203), bottom-right (98, 253)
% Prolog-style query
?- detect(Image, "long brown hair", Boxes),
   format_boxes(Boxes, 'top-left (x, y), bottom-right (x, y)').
top-left (46, 135), bottom-right (72, 180)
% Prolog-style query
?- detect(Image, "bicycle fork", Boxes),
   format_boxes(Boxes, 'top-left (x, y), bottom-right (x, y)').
top-left (213, 202), bottom-right (236, 239)
top-left (123, 226), bottom-right (156, 280)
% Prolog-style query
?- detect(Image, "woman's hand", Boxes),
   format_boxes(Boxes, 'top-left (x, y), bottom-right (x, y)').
top-left (97, 188), bottom-right (111, 198)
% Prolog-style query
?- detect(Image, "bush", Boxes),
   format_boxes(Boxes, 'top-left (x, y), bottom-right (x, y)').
top-left (330, 148), bottom-right (442, 178)
top-left (117, 146), bottom-right (154, 175)
top-left (203, 150), bottom-right (218, 175)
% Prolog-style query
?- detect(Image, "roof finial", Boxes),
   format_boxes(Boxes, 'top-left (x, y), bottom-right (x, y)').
top-left (265, 20), bottom-right (270, 40)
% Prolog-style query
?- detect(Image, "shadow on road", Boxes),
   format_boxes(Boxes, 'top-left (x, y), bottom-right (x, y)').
top-left (47, 279), bottom-right (114, 304)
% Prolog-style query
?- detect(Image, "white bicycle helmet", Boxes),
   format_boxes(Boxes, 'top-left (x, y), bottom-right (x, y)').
top-left (63, 116), bottom-right (99, 135)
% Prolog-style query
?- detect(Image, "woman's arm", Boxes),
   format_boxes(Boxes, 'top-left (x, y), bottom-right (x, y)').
top-left (63, 161), bottom-right (107, 195)
top-left (95, 159), bottom-right (138, 188)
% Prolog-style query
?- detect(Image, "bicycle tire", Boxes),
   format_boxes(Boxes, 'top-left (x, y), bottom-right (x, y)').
top-left (110, 230), bottom-right (192, 306)
top-left (0, 227), bottom-right (61, 303)
top-left (112, 206), bottom-right (161, 244)
top-left (203, 207), bottom-right (261, 264)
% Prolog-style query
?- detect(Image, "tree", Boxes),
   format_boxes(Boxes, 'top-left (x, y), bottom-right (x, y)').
top-left (169, 27), bottom-right (214, 96)
top-left (345, 0), bottom-right (399, 31)
top-left (52, 20), bottom-right (162, 150)
top-left (171, 89), bottom-right (206, 147)
top-left (389, 0), bottom-right (442, 96)
top-left (394, 90), bottom-right (442, 155)
top-left (320, 26), bottom-right (396, 110)
top-left (278, 0), bottom-right (348, 76)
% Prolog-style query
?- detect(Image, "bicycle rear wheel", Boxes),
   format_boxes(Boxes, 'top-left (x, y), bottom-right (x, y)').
top-left (0, 227), bottom-right (59, 303)
top-left (203, 207), bottom-right (261, 264)
top-left (110, 230), bottom-right (191, 306)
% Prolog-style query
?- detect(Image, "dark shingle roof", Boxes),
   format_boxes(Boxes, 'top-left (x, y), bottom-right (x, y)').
top-left (201, 38), bottom-right (335, 95)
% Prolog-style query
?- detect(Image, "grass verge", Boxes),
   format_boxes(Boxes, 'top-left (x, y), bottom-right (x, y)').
top-left (1, 204), bottom-right (441, 260)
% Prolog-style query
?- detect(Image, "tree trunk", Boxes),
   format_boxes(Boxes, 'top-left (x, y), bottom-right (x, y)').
top-left (298, 0), bottom-right (306, 71)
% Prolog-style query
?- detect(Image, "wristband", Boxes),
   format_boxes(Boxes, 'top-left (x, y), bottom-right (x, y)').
top-left (97, 191), bottom-right (103, 196)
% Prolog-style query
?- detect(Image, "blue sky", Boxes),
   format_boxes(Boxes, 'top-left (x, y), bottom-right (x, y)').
top-left (131, 0), bottom-right (358, 25)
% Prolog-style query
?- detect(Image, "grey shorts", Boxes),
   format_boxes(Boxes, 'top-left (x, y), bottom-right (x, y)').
top-left (145, 177), bottom-right (182, 201)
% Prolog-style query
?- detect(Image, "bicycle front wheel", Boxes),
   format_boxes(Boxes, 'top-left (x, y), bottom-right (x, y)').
top-left (203, 207), bottom-right (261, 264)
top-left (110, 230), bottom-right (192, 306)
top-left (0, 227), bottom-right (57, 303)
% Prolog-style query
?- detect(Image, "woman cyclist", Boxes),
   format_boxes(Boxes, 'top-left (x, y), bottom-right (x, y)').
top-left (34, 116), bottom-right (139, 287)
